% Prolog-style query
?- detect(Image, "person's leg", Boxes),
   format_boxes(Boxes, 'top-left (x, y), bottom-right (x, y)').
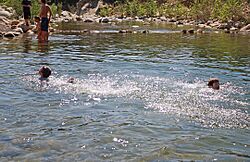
top-left (23, 7), bottom-right (31, 26)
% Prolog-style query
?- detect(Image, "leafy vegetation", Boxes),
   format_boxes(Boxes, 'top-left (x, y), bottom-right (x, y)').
top-left (100, 0), bottom-right (250, 22)
top-left (0, 0), bottom-right (249, 23)
top-left (0, 0), bottom-right (60, 18)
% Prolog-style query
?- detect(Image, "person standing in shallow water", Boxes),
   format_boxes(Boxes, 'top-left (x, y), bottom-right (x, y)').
top-left (39, 0), bottom-right (52, 42)
top-left (22, 0), bottom-right (32, 26)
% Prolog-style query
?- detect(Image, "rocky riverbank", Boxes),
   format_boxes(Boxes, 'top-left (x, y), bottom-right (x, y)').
top-left (0, 5), bottom-right (33, 38)
top-left (1, 4), bottom-right (250, 40)
top-left (54, 10), bottom-right (250, 34)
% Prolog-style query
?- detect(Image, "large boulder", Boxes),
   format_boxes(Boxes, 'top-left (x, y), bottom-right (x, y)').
top-left (61, 10), bottom-right (72, 17)
top-left (4, 31), bottom-right (15, 38)
top-left (0, 5), bottom-right (14, 18)
top-left (0, 10), bottom-right (12, 18)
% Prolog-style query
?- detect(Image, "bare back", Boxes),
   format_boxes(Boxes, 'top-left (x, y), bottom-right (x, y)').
top-left (39, 4), bottom-right (52, 19)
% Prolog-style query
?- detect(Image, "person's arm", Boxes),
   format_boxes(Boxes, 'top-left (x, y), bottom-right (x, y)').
top-left (39, 6), bottom-right (43, 18)
top-left (48, 6), bottom-right (53, 22)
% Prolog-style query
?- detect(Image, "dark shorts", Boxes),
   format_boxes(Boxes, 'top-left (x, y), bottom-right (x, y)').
top-left (23, 6), bottom-right (31, 19)
top-left (41, 17), bottom-right (49, 32)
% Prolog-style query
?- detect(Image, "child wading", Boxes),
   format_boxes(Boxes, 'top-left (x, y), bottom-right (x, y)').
top-left (34, 16), bottom-right (42, 41)
top-left (39, 0), bottom-right (52, 42)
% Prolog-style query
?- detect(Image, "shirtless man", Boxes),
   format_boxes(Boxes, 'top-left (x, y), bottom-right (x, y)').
top-left (39, 0), bottom-right (52, 42)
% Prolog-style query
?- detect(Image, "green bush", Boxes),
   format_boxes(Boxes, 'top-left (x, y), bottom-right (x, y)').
top-left (159, 2), bottom-right (189, 19)
top-left (0, 0), bottom-right (61, 18)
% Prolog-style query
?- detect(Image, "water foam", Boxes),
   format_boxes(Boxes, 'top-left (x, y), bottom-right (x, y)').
top-left (22, 73), bottom-right (249, 129)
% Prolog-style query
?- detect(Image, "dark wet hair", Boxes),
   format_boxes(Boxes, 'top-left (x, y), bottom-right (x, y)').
top-left (208, 78), bottom-right (219, 87)
top-left (41, 0), bottom-right (46, 4)
top-left (40, 66), bottom-right (51, 78)
top-left (34, 16), bottom-right (40, 21)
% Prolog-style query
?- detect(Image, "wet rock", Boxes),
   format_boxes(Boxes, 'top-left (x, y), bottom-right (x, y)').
top-left (119, 30), bottom-right (133, 33)
top-left (182, 29), bottom-right (187, 34)
top-left (4, 31), bottom-right (15, 38)
top-left (230, 27), bottom-right (238, 31)
top-left (197, 29), bottom-right (203, 33)
top-left (119, 30), bottom-right (127, 33)
top-left (61, 11), bottom-right (71, 17)
top-left (217, 23), bottom-right (230, 30)
top-left (224, 29), bottom-right (230, 34)
top-left (0, 10), bottom-right (12, 18)
top-left (234, 21), bottom-right (245, 29)
top-left (76, 16), bottom-right (82, 21)
top-left (12, 32), bottom-right (20, 36)
top-left (62, 18), bottom-right (70, 23)
top-left (49, 27), bottom-right (55, 32)
top-left (0, 16), bottom-right (10, 25)
top-left (99, 17), bottom-right (110, 23)
top-left (84, 18), bottom-right (94, 23)
top-left (209, 21), bottom-right (221, 28)
top-left (168, 18), bottom-right (177, 23)
top-left (198, 24), bottom-right (206, 28)
top-left (188, 29), bottom-right (195, 34)
top-left (160, 16), bottom-right (167, 21)
top-left (82, 29), bottom-right (89, 33)
top-left (239, 24), bottom-right (250, 32)
top-left (13, 27), bottom-right (23, 34)
top-left (142, 30), bottom-right (149, 34)
top-left (175, 21), bottom-right (184, 25)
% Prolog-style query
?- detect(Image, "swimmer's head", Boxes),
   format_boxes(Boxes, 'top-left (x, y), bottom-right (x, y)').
top-left (67, 77), bottom-right (75, 83)
top-left (208, 78), bottom-right (220, 90)
top-left (39, 66), bottom-right (51, 78)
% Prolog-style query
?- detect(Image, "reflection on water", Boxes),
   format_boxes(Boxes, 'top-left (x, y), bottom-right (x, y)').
top-left (0, 23), bottom-right (249, 161)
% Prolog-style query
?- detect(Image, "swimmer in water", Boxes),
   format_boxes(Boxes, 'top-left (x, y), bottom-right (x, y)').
top-left (39, 66), bottom-right (51, 81)
top-left (208, 78), bottom-right (220, 90)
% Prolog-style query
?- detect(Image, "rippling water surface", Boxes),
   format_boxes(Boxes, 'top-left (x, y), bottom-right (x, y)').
top-left (0, 22), bottom-right (249, 161)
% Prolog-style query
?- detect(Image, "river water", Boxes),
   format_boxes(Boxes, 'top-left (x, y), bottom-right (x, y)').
top-left (0, 22), bottom-right (249, 161)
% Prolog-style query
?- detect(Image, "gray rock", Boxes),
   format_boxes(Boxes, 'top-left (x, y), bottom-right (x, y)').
top-left (12, 32), bottom-right (20, 36)
top-left (61, 11), bottom-right (71, 17)
top-left (4, 32), bottom-right (15, 38)
top-left (217, 23), bottom-right (230, 30)
top-left (188, 29), bottom-right (195, 34)
top-left (182, 29), bottom-right (187, 34)
top-left (142, 30), bottom-right (149, 34)
top-left (160, 16), bottom-right (167, 21)
top-left (119, 30), bottom-right (127, 33)
top-left (99, 17), bottom-right (109, 23)
top-left (76, 16), bottom-right (83, 21)
top-left (0, 10), bottom-right (12, 18)
top-left (84, 18), bottom-right (94, 23)
top-left (230, 27), bottom-right (238, 31)
top-left (13, 27), bottom-right (23, 34)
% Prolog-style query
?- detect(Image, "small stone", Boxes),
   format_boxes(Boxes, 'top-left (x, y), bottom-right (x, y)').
top-left (119, 30), bottom-right (127, 33)
top-left (182, 29), bottom-right (187, 34)
top-left (142, 30), bottom-right (149, 34)
top-left (84, 18), bottom-right (94, 23)
top-left (188, 29), bottom-right (195, 34)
